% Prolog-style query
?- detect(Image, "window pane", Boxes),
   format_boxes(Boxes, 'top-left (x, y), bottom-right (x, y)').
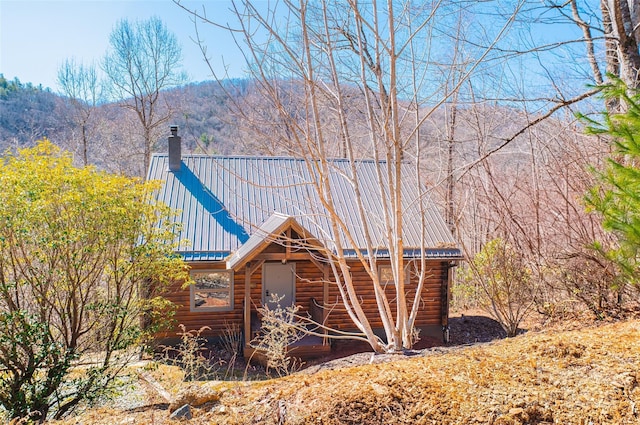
top-left (191, 271), bottom-right (232, 310)
top-left (193, 271), bottom-right (230, 290)
top-left (380, 266), bottom-right (394, 284)
top-left (193, 290), bottom-right (230, 309)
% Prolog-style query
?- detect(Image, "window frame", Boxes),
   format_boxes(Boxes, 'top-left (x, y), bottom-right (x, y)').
top-left (189, 269), bottom-right (234, 312)
top-left (378, 264), bottom-right (410, 289)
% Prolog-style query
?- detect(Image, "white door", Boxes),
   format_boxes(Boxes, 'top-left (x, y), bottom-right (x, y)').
top-left (262, 262), bottom-right (295, 308)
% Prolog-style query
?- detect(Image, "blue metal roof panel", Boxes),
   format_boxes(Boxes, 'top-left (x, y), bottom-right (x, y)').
top-left (180, 251), bottom-right (230, 262)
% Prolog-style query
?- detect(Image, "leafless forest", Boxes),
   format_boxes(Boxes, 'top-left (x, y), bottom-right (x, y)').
top-left (2, 0), bottom-right (639, 337)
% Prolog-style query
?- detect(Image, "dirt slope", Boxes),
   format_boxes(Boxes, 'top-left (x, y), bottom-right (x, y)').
top-left (50, 318), bottom-right (640, 425)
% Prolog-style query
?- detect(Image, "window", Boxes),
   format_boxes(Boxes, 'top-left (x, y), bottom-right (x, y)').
top-left (379, 265), bottom-right (410, 288)
top-left (190, 270), bottom-right (233, 312)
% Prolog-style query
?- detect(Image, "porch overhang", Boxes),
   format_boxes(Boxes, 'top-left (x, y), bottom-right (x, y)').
top-left (226, 212), bottom-right (326, 271)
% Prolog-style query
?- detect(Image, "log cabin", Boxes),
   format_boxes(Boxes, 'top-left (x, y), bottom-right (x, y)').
top-left (148, 127), bottom-right (463, 359)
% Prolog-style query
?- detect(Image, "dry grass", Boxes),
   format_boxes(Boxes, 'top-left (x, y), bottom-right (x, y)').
top-left (49, 319), bottom-right (640, 424)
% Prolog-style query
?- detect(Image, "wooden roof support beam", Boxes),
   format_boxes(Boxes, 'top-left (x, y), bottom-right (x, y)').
top-left (285, 228), bottom-right (291, 260)
top-left (322, 263), bottom-right (330, 345)
top-left (243, 260), bottom-right (263, 347)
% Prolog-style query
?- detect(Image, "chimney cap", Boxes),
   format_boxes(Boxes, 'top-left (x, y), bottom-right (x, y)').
top-left (170, 125), bottom-right (179, 135)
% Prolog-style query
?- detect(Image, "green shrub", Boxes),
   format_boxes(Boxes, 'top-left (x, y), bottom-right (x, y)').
top-left (458, 238), bottom-right (534, 336)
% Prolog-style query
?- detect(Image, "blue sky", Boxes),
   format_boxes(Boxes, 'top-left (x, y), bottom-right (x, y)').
top-left (0, 0), bottom-right (250, 91)
top-left (0, 0), bottom-right (597, 109)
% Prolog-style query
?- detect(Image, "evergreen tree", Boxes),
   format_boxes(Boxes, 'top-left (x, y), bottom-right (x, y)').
top-left (585, 78), bottom-right (640, 285)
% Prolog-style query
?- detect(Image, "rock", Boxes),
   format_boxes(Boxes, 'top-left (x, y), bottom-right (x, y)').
top-left (508, 407), bottom-right (524, 416)
top-left (370, 382), bottom-right (388, 396)
top-left (170, 404), bottom-right (192, 420)
top-left (211, 404), bottom-right (227, 414)
top-left (169, 384), bottom-right (221, 411)
top-left (611, 372), bottom-right (636, 390)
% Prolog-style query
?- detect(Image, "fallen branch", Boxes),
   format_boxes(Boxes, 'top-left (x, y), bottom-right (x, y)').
top-left (136, 370), bottom-right (173, 405)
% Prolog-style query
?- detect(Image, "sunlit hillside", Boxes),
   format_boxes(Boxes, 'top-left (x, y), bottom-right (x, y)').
top-left (51, 318), bottom-right (640, 425)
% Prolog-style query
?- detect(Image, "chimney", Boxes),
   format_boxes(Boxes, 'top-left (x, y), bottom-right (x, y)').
top-left (168, 125), bottom-right (181, 172)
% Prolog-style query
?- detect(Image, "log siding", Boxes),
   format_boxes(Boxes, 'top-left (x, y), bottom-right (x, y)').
top-left (159, 257), bottom-right (448, 342)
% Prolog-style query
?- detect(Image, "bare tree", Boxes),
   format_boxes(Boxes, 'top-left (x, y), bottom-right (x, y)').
top-left (102, 16), bottom-right (187, 175)
top-left (511, 0), bottom-right (640, 111)
top-left (57, 59), bottom-right (103, 165)
top-left (175, 0), bottom-right (521, 352)
top-left (448, 97), bottom-right (626, 317)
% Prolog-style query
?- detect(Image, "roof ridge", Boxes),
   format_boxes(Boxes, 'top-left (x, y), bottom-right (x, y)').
top-left (150, 153), bottom-right (386, 163)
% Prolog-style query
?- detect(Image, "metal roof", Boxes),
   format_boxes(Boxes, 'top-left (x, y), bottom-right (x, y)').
top-left (148, 154), bottom-right (461, 261)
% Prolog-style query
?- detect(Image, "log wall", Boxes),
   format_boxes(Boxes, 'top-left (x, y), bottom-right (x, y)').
top-left (323, 260), bottom-right (448, 331)
top-left (159, 262), bottom-right (245, 339)
top-left (159, 258), bottom-right (449, 341)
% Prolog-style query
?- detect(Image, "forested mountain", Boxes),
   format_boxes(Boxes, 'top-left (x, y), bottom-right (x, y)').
top-left (0, 75), bottom-right (250, 173)
top-left (0, 76), bottom-right (68, 149)
top-left (0, 73), bottom-right (628, 319)
top-left (0, 74), bottom-right (589, 176)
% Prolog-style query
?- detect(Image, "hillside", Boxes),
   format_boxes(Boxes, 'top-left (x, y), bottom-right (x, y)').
top-left (0, 77), bottom-right (247, 174)
top-left (0, 75), bottom-right (556, 171)
top-left (50, 318), bottom-right (640, 425)
top-left (0, 76), bottom-right (67, 150)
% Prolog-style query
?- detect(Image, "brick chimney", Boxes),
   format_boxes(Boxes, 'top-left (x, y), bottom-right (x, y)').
top-left (168, 125), bottom-right (181, 172)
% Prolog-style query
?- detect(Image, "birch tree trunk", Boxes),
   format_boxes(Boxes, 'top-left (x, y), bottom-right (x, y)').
top-left (176, 0), bottom-right (520, 352)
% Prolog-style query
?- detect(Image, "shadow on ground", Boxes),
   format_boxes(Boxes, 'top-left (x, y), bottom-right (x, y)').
top-left (447, 314), bottom-right (508, 345)
top-left (302, 313), bottom-right (510, 373)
